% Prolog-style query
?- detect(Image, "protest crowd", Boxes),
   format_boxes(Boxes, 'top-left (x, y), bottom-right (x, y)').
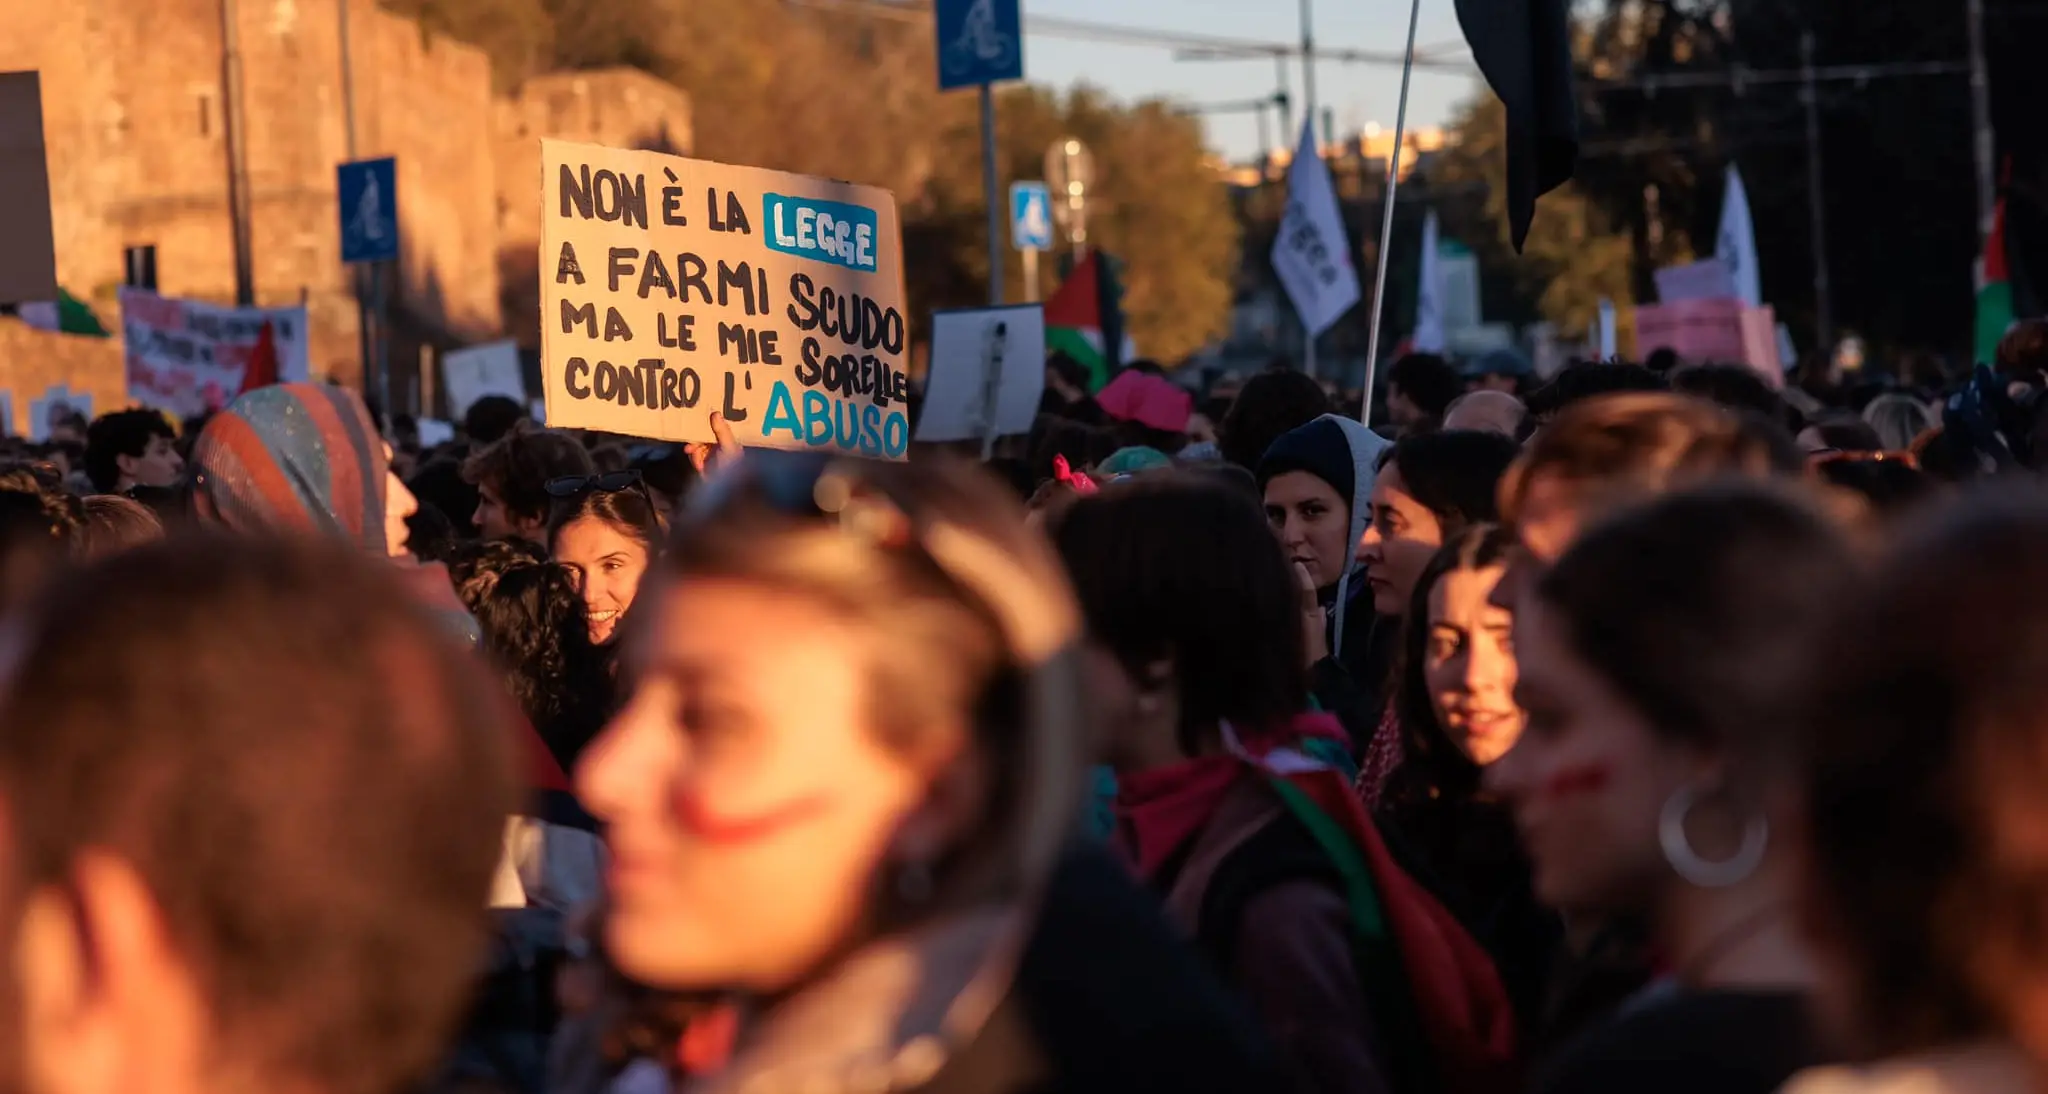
top-left (2, 308), bottom-right (2048, 1094)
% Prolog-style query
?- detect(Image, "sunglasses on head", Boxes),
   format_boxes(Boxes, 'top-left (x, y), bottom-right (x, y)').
top-left (685, 450), bottom-right (1071, 662)
top-left (545, 469), bottom-right (645, 498)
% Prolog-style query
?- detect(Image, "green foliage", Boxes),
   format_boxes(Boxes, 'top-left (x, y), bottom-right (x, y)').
top-left (379, 0), bottom-right (1238, 364)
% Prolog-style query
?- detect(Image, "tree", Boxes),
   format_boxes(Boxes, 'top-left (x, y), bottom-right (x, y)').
top-left (1435, 96), bottom-right (1636, 339)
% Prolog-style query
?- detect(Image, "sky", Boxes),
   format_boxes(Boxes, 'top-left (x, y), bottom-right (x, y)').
top-left (1020, 0), bottom-right (1487, 162)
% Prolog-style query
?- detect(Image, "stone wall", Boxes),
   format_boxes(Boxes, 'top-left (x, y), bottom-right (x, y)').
top-left (0, 0), bottom-right (691, 414)
top-left (0, 321), bottom-right (126, 437)
top-left (494, 68), bottom-right (693, 349)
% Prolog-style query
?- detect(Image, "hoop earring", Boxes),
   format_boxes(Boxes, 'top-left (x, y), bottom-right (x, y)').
top-left (1659, 784), bottom-right (1768, 888)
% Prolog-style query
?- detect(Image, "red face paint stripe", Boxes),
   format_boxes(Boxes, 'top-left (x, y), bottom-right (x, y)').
top-left (672, 789), bottom-right (833, 844)
top-left (1540, 763), bottom-right (1612, 801)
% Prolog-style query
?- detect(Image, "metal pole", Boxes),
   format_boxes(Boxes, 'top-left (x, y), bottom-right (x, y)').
top-left (1967, 0), bottom-right (1997, 244)
top-left (1021, 247), bottom-right (1040, 303)
top-left (1274, 54), bottom-right (1294, 151)
top-left (1802, 32), bottom-right (1833, 354)
top-left (374, 263), bottom-right (392, 424)
top-left (1299, 0), bottom-right (1318, 157)
top-left (340, 0), bottom-right (376, 406)
top-left (1358, 0), bottom-right (1423, 425)
top-left (220, 0), bottom-right (255, 307)
top-left (980, 84), bottom-right (1004, 306)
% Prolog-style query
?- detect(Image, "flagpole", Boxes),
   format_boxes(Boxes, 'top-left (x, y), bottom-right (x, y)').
top-left (1358, 0), bottom-right (1423, 426)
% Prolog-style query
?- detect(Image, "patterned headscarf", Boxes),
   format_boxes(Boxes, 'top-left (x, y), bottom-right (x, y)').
top-left (192, 383), bottom-right (482, 648)
top-left (191, 383), bottom-right (387, 553)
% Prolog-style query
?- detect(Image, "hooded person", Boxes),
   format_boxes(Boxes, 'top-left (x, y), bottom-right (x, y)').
top-left (190, 383), bottom-right (596, 1088)
top-left (1257, 414), bottom-right (1396, 758)
top-left (189, 383), bottom-right (479, 642)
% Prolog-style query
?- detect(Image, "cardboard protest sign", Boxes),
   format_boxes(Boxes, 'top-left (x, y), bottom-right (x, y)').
top-left (119, 288), bottom-right (311, 418)
top-left (0, 72), bottom-right (57, 305)
top-left (540, 140), bottom-right (911, 458)
top-left (1635, 299), bottom-right (1783, 388)
top-left (442, 339), bottom-right (526, 418)
top-left (915, 304), bottom-right (1044, 443)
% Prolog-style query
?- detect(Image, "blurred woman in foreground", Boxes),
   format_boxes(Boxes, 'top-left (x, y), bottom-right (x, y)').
top-left (575, 452), bottom-right (1284, 1093)
top-left (1786, 488), bottom-right (2048, 1094)
top-left (1488, 483), bottom-right (1856, 1093)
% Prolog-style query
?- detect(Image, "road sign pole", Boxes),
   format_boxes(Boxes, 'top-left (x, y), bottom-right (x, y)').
top-left (980, 83), bottom-right (1003, 307)
top-left (1021, 247), bottom-right (1040, 303)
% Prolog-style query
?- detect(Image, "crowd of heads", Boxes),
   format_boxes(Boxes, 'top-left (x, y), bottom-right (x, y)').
top-left (0, 322), bottom-right (2045, 1094)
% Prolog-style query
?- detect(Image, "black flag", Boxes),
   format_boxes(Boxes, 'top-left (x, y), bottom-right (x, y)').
top-left (1453, 0), bottom-right (1579, 251)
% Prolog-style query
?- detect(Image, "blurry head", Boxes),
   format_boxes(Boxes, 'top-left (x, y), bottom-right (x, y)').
top-left (1861, 393), bottom-right (1937, 453)
top-left (1258, 415), bottom-right (1390, 593)
top-left (83, 410), bottom-right (181, 494)
top-left (1218, 368), bottom-right (1333, 472)
top-left (1359, 430), bottom-right (1518, 616)
top-left (1800, 487), bottom-right (2048, 1062)
top-left (1386, 353), bottom-right (1463, 433)
top-left (1993, 317), bottom-right (2048, 386)
top-left (1814, 457), bottom-right (1935, 530)
top-left (1795, 415), bottom-right (1883, 458)
top-left (462, 426), bottom-right (596, 543)
top-left (1523, 362), bottom-right (1668, 426)
top-left (462, 395), bottom-right (529, 447)
top-left (576, 454), bottom-right (1083, 995)
top-left (547, 474), bottom-right (664, 647)
top-left (189, 384), bottom-right (396, 556)
top-left (1392, 525), bottom-right (1522, 805)
top-left (1443, 391), bottom-right (1527, 438)
top-left (1487, 483), bottom-right (1853, 918)
top-left (77, 496), bottom-right (164, 560)
top-left (406, 456), bottom-right (480, 540)
top-left (1668, 364), bottom-right (1787, 425)
top-left (1494, 392), bottom-right (1798, 607)
top-left (1052, 475), bottom-right (1306, 767)
top-left (0, 469), bottom-right (80, 616)
top-left (0, 537), bottom-right (514, 1094)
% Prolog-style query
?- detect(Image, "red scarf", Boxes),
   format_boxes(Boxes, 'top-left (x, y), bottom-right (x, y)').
top-left (1113, 712), bottom-right (1349, 878)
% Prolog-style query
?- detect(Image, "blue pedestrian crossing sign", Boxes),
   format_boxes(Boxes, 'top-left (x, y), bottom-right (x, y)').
top-left (337, 157), bottom-right (399, 264)
top-left (1010, 182), bottom-right (1053, 252)
top-left (936, 0), bottom-right (1023, 90)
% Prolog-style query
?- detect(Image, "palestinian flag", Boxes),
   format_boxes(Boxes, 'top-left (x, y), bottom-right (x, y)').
top-left (1044, 252), bottom-right (1129, 392)
top-left (13, 287), bottom-right (109, 337)
top-left (1978, 192), bottom-right (2016, 364)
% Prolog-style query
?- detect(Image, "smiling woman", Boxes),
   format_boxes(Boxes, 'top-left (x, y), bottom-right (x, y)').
top-left (548, 472), bottom-right (666, 647)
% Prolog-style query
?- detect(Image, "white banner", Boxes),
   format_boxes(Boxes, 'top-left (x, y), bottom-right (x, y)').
top-left (442, 339), bottom-right (527, 419)
top-left (1412, 209), bottom-right (1445, 353)
top-left (119, 288), bottom-right (310, 418)
top-left (1271, 120), bottom-right (1360, 337)
top-left (1716, 165), bottom-right (1762, 309)
top-left (915, 305), bottom-right (1045, 443)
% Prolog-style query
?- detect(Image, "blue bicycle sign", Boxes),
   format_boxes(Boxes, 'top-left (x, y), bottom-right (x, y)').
top-left (936, 0), bottom-right (1023, 90)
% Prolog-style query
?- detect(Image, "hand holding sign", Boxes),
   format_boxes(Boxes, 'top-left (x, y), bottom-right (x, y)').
top-left (685, 412), bottom-right (743, 476)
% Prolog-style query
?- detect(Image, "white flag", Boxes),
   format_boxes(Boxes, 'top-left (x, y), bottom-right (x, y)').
top-left (1413, 209), bottom-right (1446, 353)
top-left (1271, 120), bottom-right (1360, 337)
top-left (1716, 165), bottom-right (1762, 309)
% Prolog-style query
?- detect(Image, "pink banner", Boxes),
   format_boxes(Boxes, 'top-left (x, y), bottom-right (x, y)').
top-left (1635, 300), bottom-right (1782, 388)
